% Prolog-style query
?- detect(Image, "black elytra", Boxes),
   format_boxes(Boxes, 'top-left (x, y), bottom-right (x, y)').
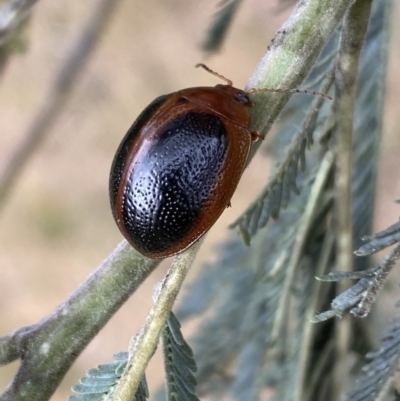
top-left (109, 84), bottom-right (255, 258)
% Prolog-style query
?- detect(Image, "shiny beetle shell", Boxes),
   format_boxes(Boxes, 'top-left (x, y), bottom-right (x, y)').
top-left (109, 84), bottom-right (254, 258)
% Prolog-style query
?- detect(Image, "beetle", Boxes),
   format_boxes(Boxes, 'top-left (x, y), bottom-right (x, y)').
top-left (109, 64), bottom-right (259, 258)
top-left (109, 64), bottom-right (329, 258)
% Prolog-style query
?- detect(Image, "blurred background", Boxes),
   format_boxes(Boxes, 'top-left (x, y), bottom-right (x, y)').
top-left (0, 1), bottom-right (399, 400)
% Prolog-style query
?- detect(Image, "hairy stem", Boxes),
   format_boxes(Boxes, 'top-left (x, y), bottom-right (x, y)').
top-left (247, 0), bottom-right (355, 160)
top-left (111, 241), bottom-right (202, 401)
top-left (0, 242), bottom-right (160, 401)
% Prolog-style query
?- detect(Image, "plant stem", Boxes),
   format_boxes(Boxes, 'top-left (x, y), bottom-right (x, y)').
top-left (111, 241), bottom-right (202, 401)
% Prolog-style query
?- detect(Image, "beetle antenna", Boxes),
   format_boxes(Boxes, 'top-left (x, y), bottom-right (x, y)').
top-left (248, 87), bottom-right (332, 100)
top-left (196, 63), bottom-right (233, 86)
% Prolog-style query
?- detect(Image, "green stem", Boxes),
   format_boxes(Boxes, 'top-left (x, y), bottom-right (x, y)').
top-left (111, 241), bottom-right (202, 401)
top-left (247, 0), bottom-right (355, 157)
top-left (333, 0), bottom-right (373, 399)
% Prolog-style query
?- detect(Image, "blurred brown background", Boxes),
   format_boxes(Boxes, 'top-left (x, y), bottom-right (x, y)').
top-left (1, 1), bottom-right (399, 400)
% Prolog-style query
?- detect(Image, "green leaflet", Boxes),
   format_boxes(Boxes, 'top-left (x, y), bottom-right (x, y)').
top-left (161, 312), bottom-right (199, 401)
top-left (68, 352), bottom-right (148, 401)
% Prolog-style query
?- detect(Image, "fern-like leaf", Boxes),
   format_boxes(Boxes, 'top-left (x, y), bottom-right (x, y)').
top-left (68, 352), bottom-right (148, 401)
top-left (161, 312), bottom-right (199, 401)
top-left (344, 317), bottom-right (400, 401)
top-left (176, 237), bottom-right (248, 319)
top-left (201, 0), bottom-right (242, 53)
top-left (177, 153), bottom-right (332, 399)
top-left (230, 55), bottom-right (336, 240)
top-left (356, 219), bottom-right (400, 256)
top-left (313, 243), bottom-right (400, 321)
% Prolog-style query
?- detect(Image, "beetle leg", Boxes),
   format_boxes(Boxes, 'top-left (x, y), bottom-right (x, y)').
top-left (227, 201), bottom-right (232, 208)
top-left (251, 131), bottom-right (265, 141)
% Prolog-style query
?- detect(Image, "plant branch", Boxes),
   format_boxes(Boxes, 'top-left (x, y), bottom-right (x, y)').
top-left (111, 241), bottom-right (202, 401)
top-left (0, 0), bottom-right (122, 211)
top-left (246, 0), bottom-right (355, 158)
top-left (334, 0), bottom-right (371, 286)
top-left (332, 0), bottom-right (372, 398)
top-left (0, 241), bottom-right (160, 401)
